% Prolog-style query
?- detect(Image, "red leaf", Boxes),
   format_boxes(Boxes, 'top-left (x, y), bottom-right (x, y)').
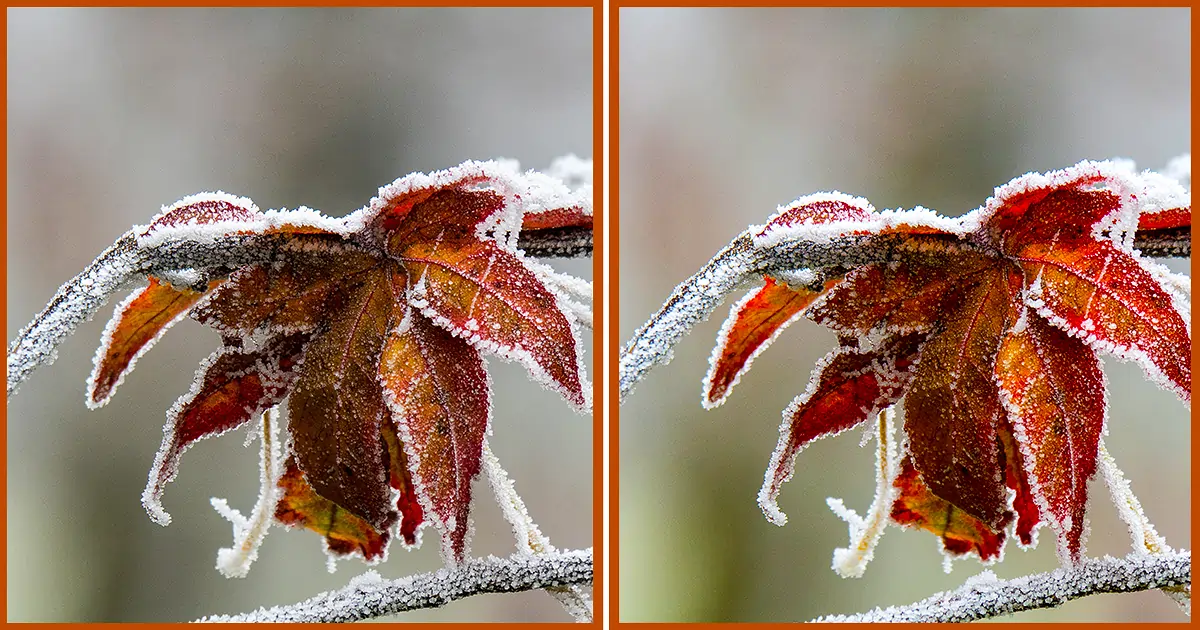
top-left (401, 237), bottom-right (586, 409)
top-left (996, 314), bottom-right (1105, 563)
top-left (289, 267), bottom-right (396, 530)
top-left (381, 416), bottom-right (426, 548)
top-left (1138, 205), bottom-right (1191, 231)
top-left (380, 309), bottom-right (490, 563)
top-left (143, 332), bottom-right (309, 525)
top-left (522, 206), bottom-right (592, 231)
top-left (983, 170), bottom-right (1122, 253)
top-left (142, 193), bottom-right (260, 235)
top-left (88, 277), bottom-right (215, 407)
top-left (904, 267), bottom-right (1022, 529)
top-left (1017, 238), bottom-right (1190, 401)
top-left (274, 456), bottom-right (389, 562)
top-left (759, 193), bottom-right (875, 234)
top-left (759, 332), bottom-right (923, 525)
top-left (704, 277), bottom-right (837, 408)
top-left (998, 422), bottom-right (1041, 548)
top-left (890, 456), bottom-right (1007, 562)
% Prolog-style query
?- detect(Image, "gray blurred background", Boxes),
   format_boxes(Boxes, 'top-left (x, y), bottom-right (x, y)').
top-left (8, 8), bottom-right (592, 622)
top-left (619, 8), bottom-right (1188, 622)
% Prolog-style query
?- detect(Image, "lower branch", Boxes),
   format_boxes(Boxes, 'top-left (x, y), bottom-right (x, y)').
top-left (813, 550), bottom-right (1191, 623)
top-left (197, 548), bottom-right (593, 623)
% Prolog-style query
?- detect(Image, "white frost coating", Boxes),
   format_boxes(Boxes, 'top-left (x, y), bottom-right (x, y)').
top-left (813, 550), bottom-right (1190, 623)
top-left (211, 408), bottom-right (284, 578)
top-left (84, 281), bottom-right (194, 409)
top-left (482, 440), bottom-right (592, 622)
top-left (383, 346), bottom-right (494, 566)
top-left (198, 548), bottom-right (594, 623)
top-left (409, 267), bottom-right (593, 415)
top-left (702, 283), bottom-right (808, 409)
top-left (827, 407), bottom-right (902, 578)
top-left (545, 154), bottom-right (593, 200)
top-left (521, 256), bottom-right (594, 330)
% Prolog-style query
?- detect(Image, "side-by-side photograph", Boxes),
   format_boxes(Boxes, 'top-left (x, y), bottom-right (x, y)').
top-left (5, 4), bottom-right (1191, 626)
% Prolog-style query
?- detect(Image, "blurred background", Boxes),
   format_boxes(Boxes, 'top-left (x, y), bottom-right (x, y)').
top-left (619, 8), bottom-right (1188, 622)
top-left (8, 8), bottom-right (592, 622)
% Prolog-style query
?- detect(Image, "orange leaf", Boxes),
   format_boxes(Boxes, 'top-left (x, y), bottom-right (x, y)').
top-left (704, 277), bottom-right (837, 407)
top-left (401, 238), bottom-right (585, 409)
top-left (380, 309), bottom-right (490, 563)
top-left (904, 267), bottom-right (1022, 529)
top-left (521, 206), bottom-right (592, 231)
top-left (998, 422), bottom-right (1040, 548)
top-left (890, 456), bottom-right (1007, 562)
top-left (275, 457), bottom-right (389, 562)
top-left (289, 266), bottom-right (396, 530)
top-left (1017, 238), bottom-right (1190, 401)
top-left (996, 314), bottom-right (1105, 563)
top-left (88, 277), bottom-right (216, 407)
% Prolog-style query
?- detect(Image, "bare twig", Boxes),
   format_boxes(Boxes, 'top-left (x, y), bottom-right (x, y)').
top-left (813, 550), bottom-right (1191, 623)
top-left (196, 548), bottom-right (593, 623)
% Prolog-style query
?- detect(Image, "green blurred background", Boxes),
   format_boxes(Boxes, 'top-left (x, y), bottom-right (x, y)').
top-left (618, 7), bottom-right (1189, 622)
top-left (7, 8), bottom-right (592, 622)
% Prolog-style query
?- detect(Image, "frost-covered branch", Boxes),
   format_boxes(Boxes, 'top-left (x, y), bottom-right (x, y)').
top-left (812, 550), bottom-right (1190, 623)
top-left (7, 226), bottom-right (590, 399)
top-left (619, 227), bottom-right (1188, 402)
top-left (198, 548), bottom-right (592, 623)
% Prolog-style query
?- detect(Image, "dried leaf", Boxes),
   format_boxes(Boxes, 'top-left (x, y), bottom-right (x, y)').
top-left (891, 456), bottom-right (1007, 562)
top-left (380, 309), bottom-right (490, 563)
top-left (274, 457), bottom-right (389, 562)
top-left (996, 314), bottom-right (1105, 563)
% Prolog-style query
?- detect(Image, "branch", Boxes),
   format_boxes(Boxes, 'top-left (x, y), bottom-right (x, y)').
top-left (619, 227), bottom-right (1189, 402)
top-left (813, 550), bottom-right (1191, 623)
top-left (7, 226), bottom-right (592, 399)
top-left (197, 548), bottom-right (593, 623)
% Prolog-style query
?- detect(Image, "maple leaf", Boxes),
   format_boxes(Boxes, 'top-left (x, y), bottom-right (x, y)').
top-left (85, 159), bottom-right (590, 568)
top-left (705, 159), bottom-right (1190, 568)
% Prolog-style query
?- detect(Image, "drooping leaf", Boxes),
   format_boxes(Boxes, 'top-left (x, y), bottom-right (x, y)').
top-left (143, 331), bottom-right (309, 525)
top-left (996, 314), bottom-right (1105, 563)
top-left (890, 456), bottom-right (1007, 562)
top-left (704, 277), bottom-right (837, 408)
top-left (274, 457), bottom-right (389, 562)
top-left (904, 267), bottom-right (1022, 529)
top-left (288, 266), bottom-right (396, 530)
top-left (381, 415), bottom-right (426, 548)
top-left (88, 277), bottom-right (217, 407)
top-left (998, 422), bottom-right (1041, 548)
top-left (759, 332), bottom-right (924, 525)
top-left (380, 308), bottom-right (490, 563)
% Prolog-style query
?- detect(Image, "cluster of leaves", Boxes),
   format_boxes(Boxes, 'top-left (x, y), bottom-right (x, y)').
top-left (702, 159), bottom-right (1190, 567)
top-left (85, 159), bottom-right (591, 568)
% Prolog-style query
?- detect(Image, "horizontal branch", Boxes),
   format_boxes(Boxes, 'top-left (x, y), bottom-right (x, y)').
top-left (619, 226), bottom-right (1189, 403)
top-left (197, 548), bottom-right (593, 623)
top-left (7, 226), bottom-right (591, 399)
top-left (813, 550), bottom-right (1190, 623)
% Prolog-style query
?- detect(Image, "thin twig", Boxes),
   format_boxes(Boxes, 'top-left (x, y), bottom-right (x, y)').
top-left (7, 227), bottom-right (591, 399)
top-left (196, 548), bottom-right (593, 623)
top-left (619, 227), bottom-right (1189, 403)
top-left (813, 550), bottom-right (1191, 623)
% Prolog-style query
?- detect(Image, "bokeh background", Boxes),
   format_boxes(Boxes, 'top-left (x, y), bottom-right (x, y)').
top-left (8, 8), bottom-right (592, 622)
top-left (619, 8), bottom-right (1189, 622)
